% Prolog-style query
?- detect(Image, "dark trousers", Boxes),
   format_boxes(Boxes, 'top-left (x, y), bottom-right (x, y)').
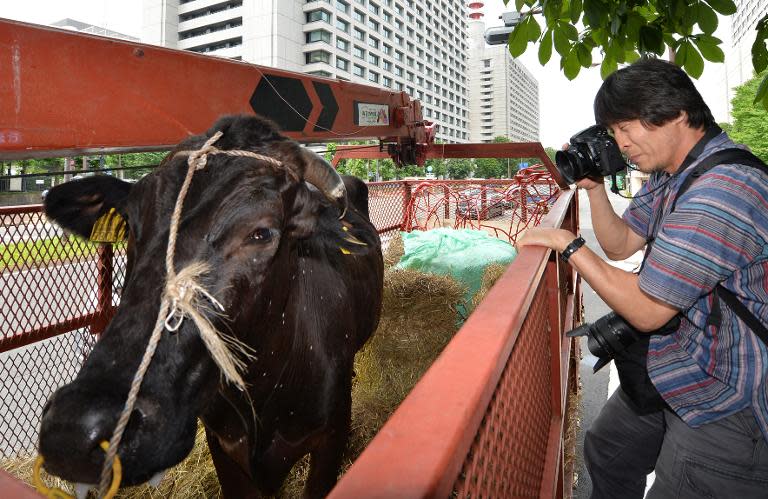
top-left (585, 388), bottom-right (768, 499)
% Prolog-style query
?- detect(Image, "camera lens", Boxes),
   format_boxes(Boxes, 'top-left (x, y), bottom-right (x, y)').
top-left (555, 149), bottom-right (583, 184)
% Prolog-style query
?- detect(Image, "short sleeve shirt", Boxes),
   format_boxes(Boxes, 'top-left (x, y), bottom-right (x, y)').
top-left (622, 132), bottom-right (768, 442)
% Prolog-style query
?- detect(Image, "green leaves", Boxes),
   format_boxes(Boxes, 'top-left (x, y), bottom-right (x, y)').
top-left (508, 21), bottom-right (529, 58)
top-left (753, 15), bottom-right (768, 74)
top-left (693, 34), bottom-right (724, 62)
top-left (696, 3), bottom-right (718, 34)
top-left (539, 29), bottom-right (554, 64)
top-left (676, 40), bottom-right (704, 78)
top-left (753, 15), bottom-right (768, 109)
top-left (638, 25), bottom-right (664, 55)
top-left (499, 0), bottom-right (762, 106)
top-left (755, 75), bottom-right (768, 111)
top-left (702, 0), bottom-right (736, 15)
top-left (600, 55), bottom-right (618, 79)
top-left (583, 0), bottom-right (607, 27)
top-left (508, 14), bottom-right (543, 58)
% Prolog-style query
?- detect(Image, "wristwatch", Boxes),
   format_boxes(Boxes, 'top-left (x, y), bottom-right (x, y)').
top-left (560, 236), bottom-right (586, 263)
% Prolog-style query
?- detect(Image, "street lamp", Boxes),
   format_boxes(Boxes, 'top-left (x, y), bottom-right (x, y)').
top-left (484, 12), bottom-right (522, 46)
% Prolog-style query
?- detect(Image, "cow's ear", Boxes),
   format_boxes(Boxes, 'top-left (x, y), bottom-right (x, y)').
top-left (44, 176), bottom-right (133, 240)
top-left (285, 184), bottom-right (320, 239)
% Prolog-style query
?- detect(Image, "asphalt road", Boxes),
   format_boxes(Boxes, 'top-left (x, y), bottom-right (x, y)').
top-left (573, 187), bottom-right (645, 498)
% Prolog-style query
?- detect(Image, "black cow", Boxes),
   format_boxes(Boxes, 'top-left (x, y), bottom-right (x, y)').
top-left (38, 115), bottom-right (384, 498)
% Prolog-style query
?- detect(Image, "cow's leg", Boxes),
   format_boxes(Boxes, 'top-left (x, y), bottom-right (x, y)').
top-left (252, 432), bottom-right (314, 495)
top-left (303, 386), bottom-right (352, 499)
top-left (206, 430), bottom-right (262, 499)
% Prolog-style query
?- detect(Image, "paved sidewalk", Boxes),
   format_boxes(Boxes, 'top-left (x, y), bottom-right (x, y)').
top-left (572, 187), bottom-right (651, 498)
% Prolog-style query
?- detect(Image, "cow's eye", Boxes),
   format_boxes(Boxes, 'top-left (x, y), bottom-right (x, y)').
top-left (250, 228), bottom-right (273, 242)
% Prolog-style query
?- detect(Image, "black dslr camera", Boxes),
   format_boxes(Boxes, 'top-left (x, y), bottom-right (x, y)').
top-left (555, 125), bottom-right (628, 188)
top-left (567, 312), bottom-right (680, 373)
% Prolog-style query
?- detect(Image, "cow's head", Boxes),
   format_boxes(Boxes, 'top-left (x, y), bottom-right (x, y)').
top-left (38, 115), bottom-right (347, 486)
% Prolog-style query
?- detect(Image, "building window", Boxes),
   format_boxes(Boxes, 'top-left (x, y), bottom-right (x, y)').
top-left (305, 50), bottom-right (331, 64)
top-left (383, 76), bottom-right (393, 87)
top-left (353, 9), bottom-right (365, 22)
top-left (368, 53), bottom-right (379, 65)
top-left (308, 70), bottom-right (333, 77)
top-left (305, 9), bottom-right (331, 23)
top-left (353, 27), bottom-right (365, 41)
top-left (336, 0), bottom-right (350, 13)
top-left (368, 36), bottom-right (379, 49)
top-left (368, 2), bottom-right (380, 14)
top-left (336, 37), bottom-right (350, 51)
top-left (336, 18), bottom-right (349, 32)
top-left (353, 45), bottom-right (365, 58)
top-left (369, 71), bottom-right (380, 83)
top-left (353, 64), bottom-right (365, 77)
top-left (305, 29), bottom-right (331, 44)
top-left (336, 57), bottom-right (350, 71)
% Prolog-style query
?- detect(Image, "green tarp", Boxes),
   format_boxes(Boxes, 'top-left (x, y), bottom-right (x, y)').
top-left (395, 228), bottom-right (518, 316)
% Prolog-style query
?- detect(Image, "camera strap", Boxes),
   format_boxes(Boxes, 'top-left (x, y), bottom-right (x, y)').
top-left (643, 146), bottom-right (768, 345)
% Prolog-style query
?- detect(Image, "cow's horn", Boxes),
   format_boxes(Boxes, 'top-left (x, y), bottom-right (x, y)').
top-left (302, 150), bottom-right (348, 218)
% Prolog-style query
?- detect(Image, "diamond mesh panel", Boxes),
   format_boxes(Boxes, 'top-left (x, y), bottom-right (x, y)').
top-left (453, 281), bottom-right (552, 497)
top-left (0, 206), bottom-right (125, 459)
top-left (0, 329), bottom-right (97, 457)
top-left (368, 181), bottom-right (410, 245)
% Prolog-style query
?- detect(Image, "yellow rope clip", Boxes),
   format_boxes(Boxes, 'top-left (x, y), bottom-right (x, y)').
top-left (33, 441), bottom-right (122, 499)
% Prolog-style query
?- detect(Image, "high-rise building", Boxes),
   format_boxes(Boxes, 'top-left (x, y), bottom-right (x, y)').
top-left (723, 1), bottom-right (768, 119)
top-left (142, 0), bottom-right (470, 143)
top-left (466, 9), bottom-right (539, 143)
top-left (51, 18), bottom-right (139, 42)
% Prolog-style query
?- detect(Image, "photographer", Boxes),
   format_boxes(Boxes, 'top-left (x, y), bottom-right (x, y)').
top-left (518, 58), bottom-right (768, 498)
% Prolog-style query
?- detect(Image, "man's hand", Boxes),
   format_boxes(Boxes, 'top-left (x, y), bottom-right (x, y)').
top-left (575, 177), bottom-right (604, 191)
top-left (516, 227), bottom-right (576, 253)
top-left (560, 142), bottom-right (604, 191)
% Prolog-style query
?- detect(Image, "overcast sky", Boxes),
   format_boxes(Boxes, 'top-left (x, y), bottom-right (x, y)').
top-left (1, 0), bottom-right (733, 148)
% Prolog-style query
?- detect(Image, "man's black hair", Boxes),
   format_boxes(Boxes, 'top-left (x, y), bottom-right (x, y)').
top-left (594, 57), bottom-right (715, 130)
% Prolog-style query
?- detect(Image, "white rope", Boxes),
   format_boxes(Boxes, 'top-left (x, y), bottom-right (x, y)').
top-left (97, 132), bottom-right (266, 496)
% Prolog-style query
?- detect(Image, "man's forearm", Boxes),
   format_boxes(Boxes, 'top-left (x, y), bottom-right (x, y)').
top-left (586, 186), bottom-right (639, 260)
top-left (566, 242), bottom-right (679, 331)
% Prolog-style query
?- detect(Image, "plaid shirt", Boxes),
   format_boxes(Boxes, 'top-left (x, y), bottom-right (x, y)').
top-left (622, 132), bottom-right (768, 442)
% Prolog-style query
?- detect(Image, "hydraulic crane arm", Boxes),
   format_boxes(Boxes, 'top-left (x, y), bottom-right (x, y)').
top-left (0, 18), bottom-right (434, 164)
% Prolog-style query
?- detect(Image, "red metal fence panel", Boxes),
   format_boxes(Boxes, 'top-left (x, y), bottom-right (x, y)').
top-left (328, 189), bottom-right (581, 498)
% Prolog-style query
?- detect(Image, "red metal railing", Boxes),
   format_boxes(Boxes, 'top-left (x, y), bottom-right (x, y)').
top-left (328, 188), bottom-right (581, 498)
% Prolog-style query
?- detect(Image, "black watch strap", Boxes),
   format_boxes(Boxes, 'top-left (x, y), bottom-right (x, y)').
top-left (560, 236), bottom-right (586, 263)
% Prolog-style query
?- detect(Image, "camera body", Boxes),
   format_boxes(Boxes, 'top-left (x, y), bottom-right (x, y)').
top-left (567, 312), bottom-right (680, 373)
top-left (555, 125), bottom-right (627, 185)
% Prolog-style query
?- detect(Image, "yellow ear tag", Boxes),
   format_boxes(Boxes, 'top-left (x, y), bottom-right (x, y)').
top-left (90, 208), bottom-right (127, 243)
top-left (340, 247), bottom-right (352, 255)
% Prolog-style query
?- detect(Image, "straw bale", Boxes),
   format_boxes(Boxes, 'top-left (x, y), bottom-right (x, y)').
top-left (382, 231), bottom-right (404, 268)
top-left (0, 425), bottom-right (222, 498)
top-left (469, 263), bottom-right (509, 313)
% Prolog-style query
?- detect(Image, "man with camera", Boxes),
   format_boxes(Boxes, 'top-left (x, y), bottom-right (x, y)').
top-left (518, 57), bottom-right (768, 497)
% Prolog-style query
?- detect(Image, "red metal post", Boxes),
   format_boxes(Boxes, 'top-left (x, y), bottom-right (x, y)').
top-left (443, 185), bottom-right (450, 219)
top-left (400, 182), bottom-right (412, 230)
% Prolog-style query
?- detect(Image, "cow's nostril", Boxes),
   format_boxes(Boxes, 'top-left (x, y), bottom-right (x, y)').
top-left (124, 407), bottom-right (147, 436)
top-left (132, 407), bottom-right (146, 422)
